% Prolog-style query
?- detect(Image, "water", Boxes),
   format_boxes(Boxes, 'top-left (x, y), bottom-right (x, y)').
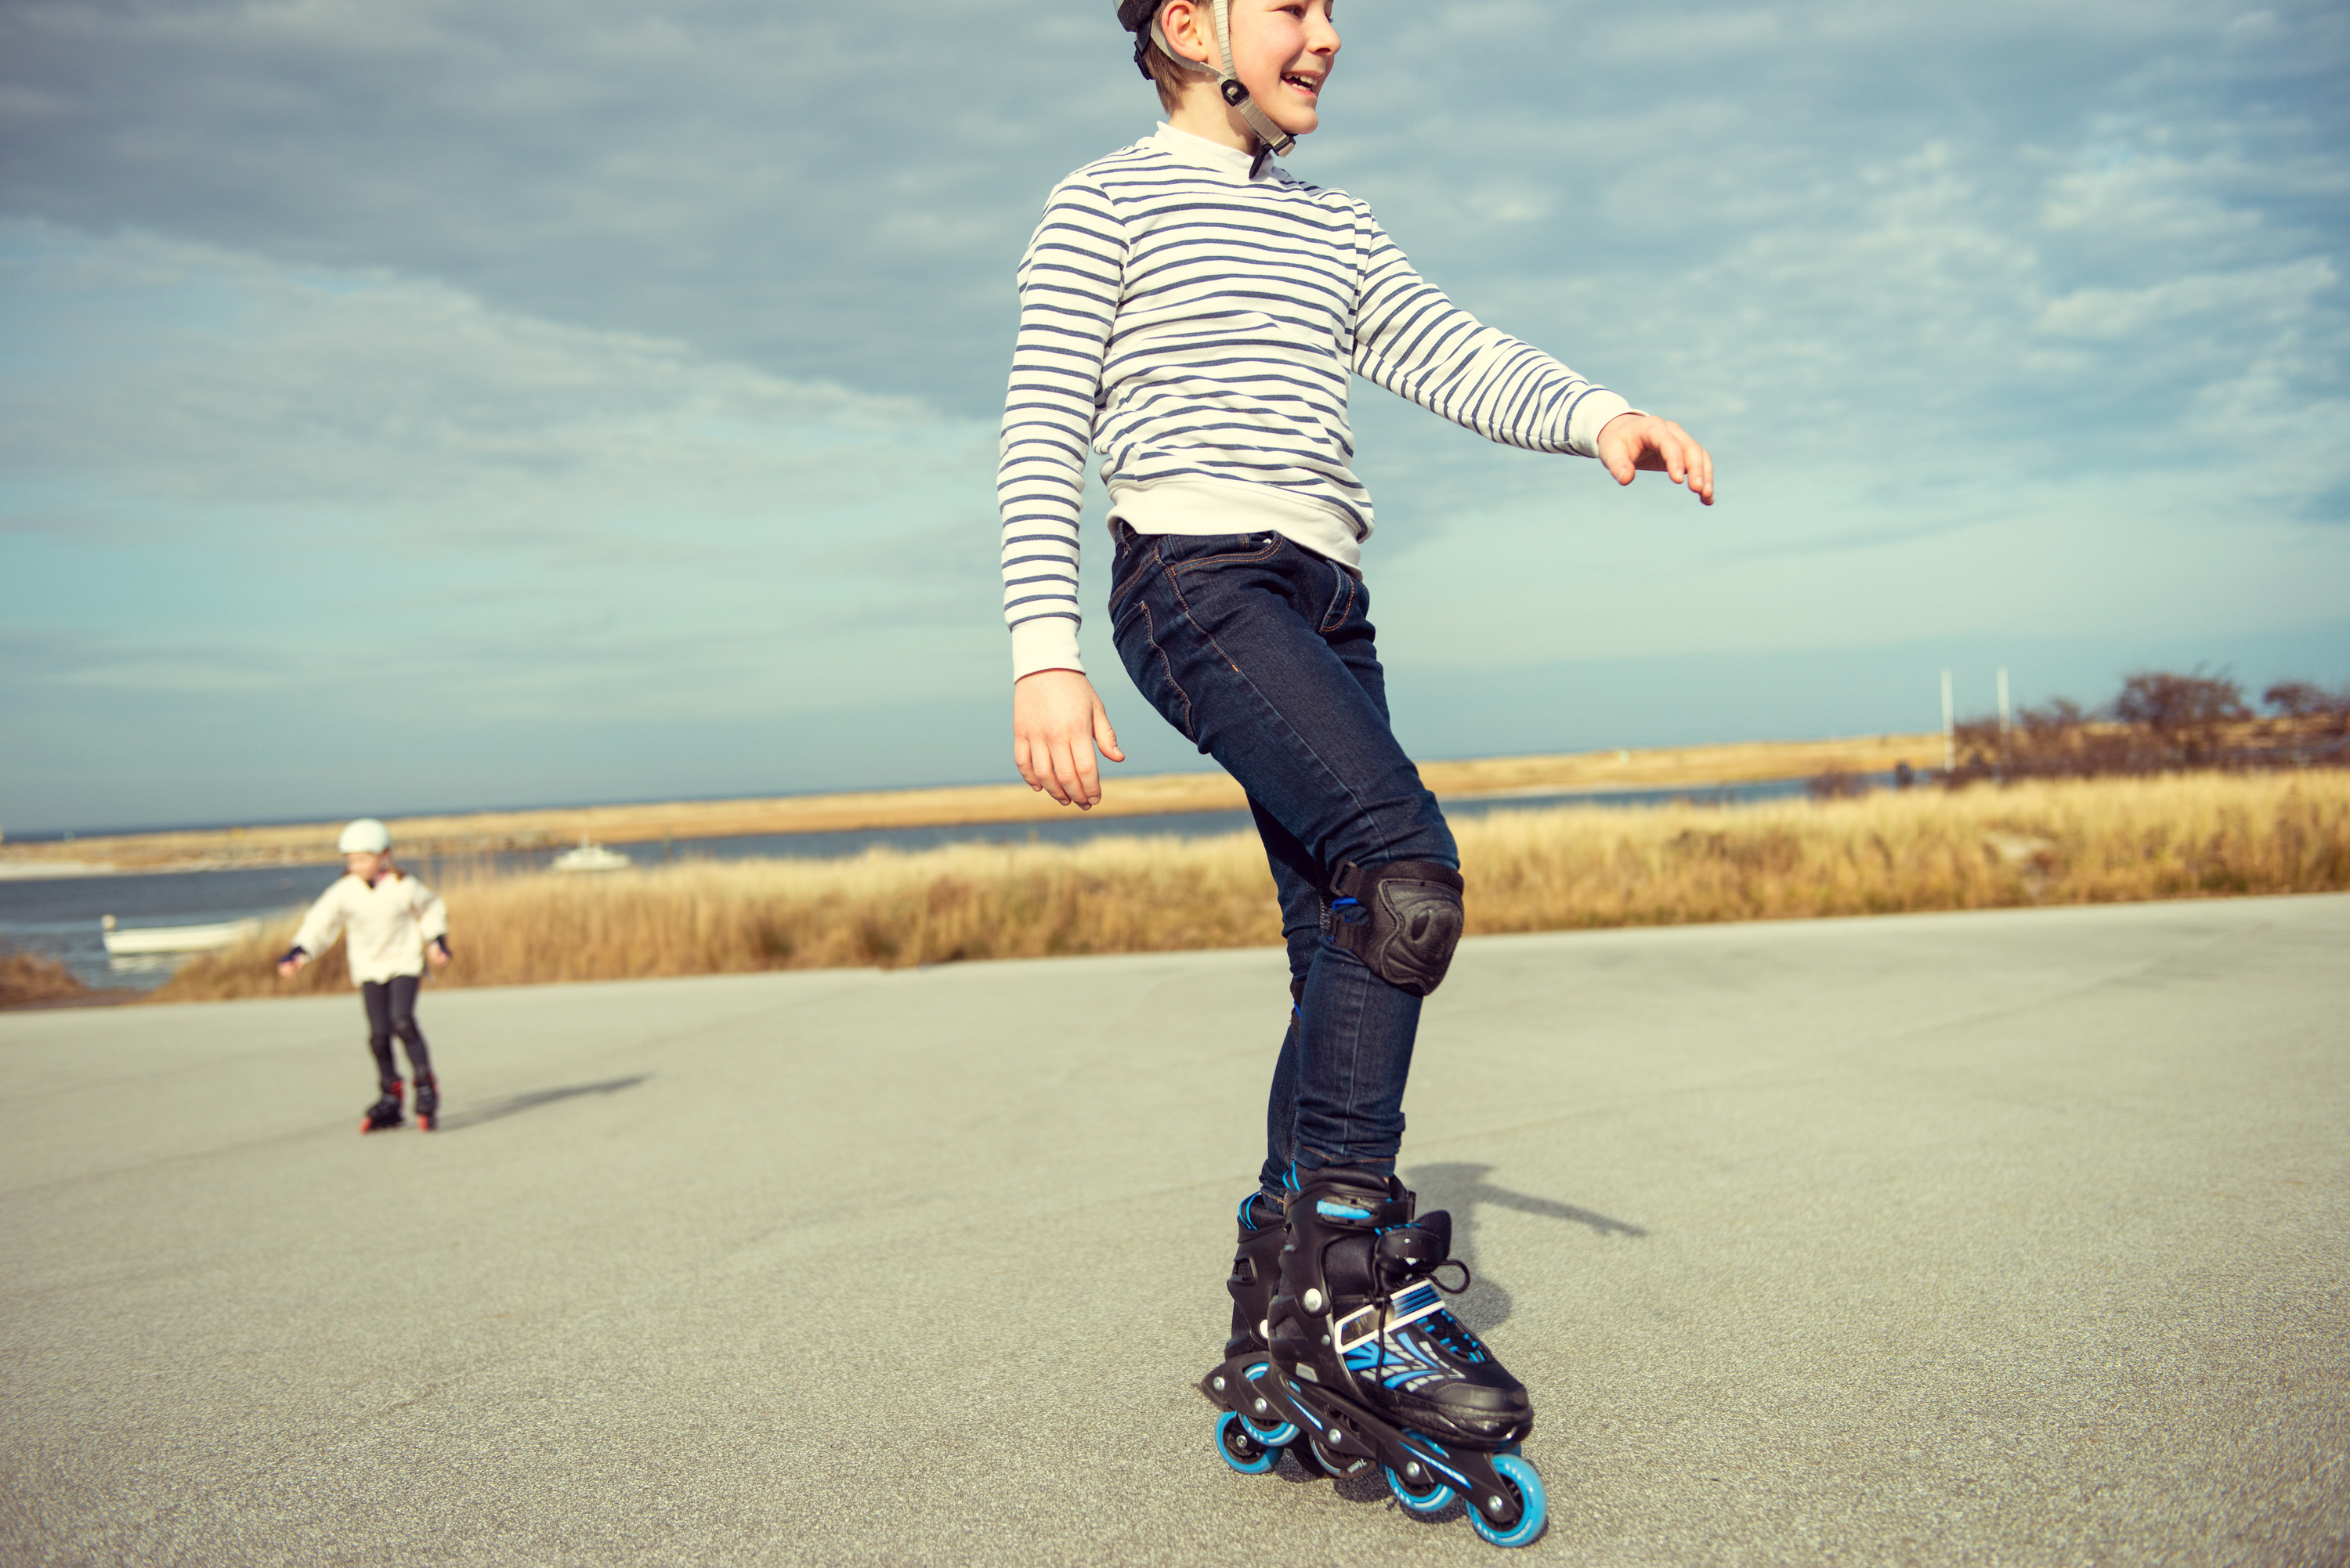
top-left (2, 774), bottom-right (1871, 992)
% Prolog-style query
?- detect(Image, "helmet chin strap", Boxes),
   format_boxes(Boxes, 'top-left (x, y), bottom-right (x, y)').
top-left (1152, 0), bottom-right (1297, 162)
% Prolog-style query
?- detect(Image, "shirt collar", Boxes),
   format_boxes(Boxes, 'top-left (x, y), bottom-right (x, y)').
top-left (1146, 121), bottom-right (1276, 181)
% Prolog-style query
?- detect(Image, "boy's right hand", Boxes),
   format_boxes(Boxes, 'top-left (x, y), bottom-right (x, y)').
top-left (276, 956), bottom-right (304, 978)
top-left (1013, 670), bottom-right (1126, 809)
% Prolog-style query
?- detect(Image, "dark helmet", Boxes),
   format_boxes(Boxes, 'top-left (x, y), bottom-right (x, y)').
top-left (1115, 0), bottom-right (1165, 79)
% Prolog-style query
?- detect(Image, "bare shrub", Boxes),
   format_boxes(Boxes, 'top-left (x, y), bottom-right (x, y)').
top-left (1, 951), bottom-right (91, 1007)
top-left (2262, 681), bottom-right (2350, 720)
top-left (2113, 668), bottom-right (2250, 766)
top-left (1950, 668), bottom-right (2348, 780)
top-left (1807, 768), bottom-right (1871, 800)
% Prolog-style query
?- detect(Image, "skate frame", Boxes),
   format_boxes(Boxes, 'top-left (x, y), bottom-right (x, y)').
top-left (1201, 1348), bottom-right (1531, 1533)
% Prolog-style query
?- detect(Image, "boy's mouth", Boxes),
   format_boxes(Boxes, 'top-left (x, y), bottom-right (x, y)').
top-left (1281, 71), bottom-right (1323, 99)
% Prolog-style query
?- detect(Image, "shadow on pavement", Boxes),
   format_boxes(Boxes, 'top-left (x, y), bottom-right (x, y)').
top-left (435, 1075), bottom-right (649, 1133)
top-left (1405, 1161), bottom-right (1647, 1334)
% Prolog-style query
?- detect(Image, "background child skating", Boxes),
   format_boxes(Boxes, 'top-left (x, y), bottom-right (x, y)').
top-left (998, 0), bottom-right (1713, 1544)
top-left (277, 818), bottom-right (453, 1133)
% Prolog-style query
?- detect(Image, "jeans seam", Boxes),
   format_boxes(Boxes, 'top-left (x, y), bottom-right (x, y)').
top-left (1133, 598), bottom-right (1196, 742)
top-left (1331, 955), bottom-right (1367, 1158)
top-left (1162, 562), bottom-right (1402, 869)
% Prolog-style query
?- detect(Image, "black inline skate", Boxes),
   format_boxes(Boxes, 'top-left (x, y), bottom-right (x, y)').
top-left (413, 1072), bottom-right (439, 1133)
top-left (360, 1078), bottom-right (405, 1134)
top-left (1200, 1166), bottom-right (1548, 1547)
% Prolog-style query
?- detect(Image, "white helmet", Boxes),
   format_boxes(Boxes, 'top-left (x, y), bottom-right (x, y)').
top-left (338, 818), bottom-right (392, 854)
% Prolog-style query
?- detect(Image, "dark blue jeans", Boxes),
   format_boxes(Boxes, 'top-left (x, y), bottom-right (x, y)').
top-left (360, 974), bottom-right (432, 1085)
top-left (1108, 522), bottom-right (1458, 1189)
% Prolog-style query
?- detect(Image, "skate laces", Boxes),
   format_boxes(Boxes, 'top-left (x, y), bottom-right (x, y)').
top-left (1338, 1257), bottom-right (1477, 1386)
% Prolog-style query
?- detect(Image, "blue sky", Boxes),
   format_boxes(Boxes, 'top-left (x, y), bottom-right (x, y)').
top-left (2, 0), bottom-right (2345, 833)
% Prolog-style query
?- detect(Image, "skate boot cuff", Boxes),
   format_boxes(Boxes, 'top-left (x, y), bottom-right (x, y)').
top-left (1238, 1190), bottom-right (1287, 1232)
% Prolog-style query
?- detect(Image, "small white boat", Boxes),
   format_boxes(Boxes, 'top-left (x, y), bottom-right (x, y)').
top-left (550, 837), bottom-right (631, 873)
top-left (100, 914), bottom-right (262, 956)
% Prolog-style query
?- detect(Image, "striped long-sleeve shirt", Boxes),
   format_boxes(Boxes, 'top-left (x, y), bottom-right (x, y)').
top-left (997, 122), bottom-right (1635, 680)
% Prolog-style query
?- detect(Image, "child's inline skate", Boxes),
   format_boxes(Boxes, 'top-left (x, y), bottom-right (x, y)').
top-left (413, 1072), bottom-right (439, 1132)
top-left (360, 1078), bottom-right (404, 1134)
top-left (1200, 1165), bottom-right (1548, 1548)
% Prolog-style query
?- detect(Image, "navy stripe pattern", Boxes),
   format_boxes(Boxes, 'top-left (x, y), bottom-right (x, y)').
top-left (998, 128), bottom-right (1626, 677)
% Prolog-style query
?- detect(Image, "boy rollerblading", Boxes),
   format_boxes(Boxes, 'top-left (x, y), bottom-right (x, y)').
top-left (277, 819), bottom-right (455, 1135)
top-left (1003, 0), bottom-right (1714, 1545)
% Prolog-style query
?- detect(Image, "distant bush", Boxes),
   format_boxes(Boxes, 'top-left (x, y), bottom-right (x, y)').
top-left (1950, 668), bottom-right (2348, 783)
top-left (1806, 768), bottom-right (1871, 800)
top-left (0, 950), bottom-right (92, 1008)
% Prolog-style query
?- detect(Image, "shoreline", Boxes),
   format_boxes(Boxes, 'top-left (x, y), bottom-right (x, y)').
top-left (0, 732), bottom-right (1937, 878)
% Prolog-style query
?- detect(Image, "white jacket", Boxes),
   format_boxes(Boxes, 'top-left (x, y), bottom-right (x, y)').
top-left (291, 870), bottom-right (449, 985)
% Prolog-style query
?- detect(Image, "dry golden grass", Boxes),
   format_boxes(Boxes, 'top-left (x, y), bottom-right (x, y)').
top-left (4, 733), bottom-right (1938, 874)
top-left (153, 771), bottom-right (2348, 1004)
top-left (0, 949), bottom-right (125, 1010)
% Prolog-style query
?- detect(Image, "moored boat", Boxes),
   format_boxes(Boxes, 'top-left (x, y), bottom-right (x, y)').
top-left (550, 837), bottom-right (631, 873)
top-left (100, 915), bottom-right (262, 956)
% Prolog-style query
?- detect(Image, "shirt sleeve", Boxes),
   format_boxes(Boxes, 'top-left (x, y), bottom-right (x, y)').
top-left (410, 880), bottom-right (448, 945)
top-left (997, 176), bottom-right (1126, 681)
top-left (1350, 210), bottom-right (1633, 458)
top-left (291, 880), bottom-right (349, 956)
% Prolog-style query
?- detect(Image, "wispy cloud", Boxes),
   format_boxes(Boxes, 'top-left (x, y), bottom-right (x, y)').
top-left (0, 225), bottom-right (1003, 728)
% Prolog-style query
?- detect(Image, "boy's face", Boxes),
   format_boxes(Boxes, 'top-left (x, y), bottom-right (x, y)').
top-left (345, 850), bottom-right (386, 881)
top-left (1173, 0), bottom-right (1340, 138)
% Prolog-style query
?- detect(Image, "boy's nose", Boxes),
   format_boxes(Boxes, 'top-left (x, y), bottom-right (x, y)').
top-left (1304, 0), bottom-right (1340, 55)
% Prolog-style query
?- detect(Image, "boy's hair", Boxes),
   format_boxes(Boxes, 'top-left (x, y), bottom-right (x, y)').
top-left (1122, 0), bottom-right (1205, 113)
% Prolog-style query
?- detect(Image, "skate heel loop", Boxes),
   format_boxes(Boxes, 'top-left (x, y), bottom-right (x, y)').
top-left (1374, 1210), bottom-right (1457, 1279)
top-left (1225, 1190), bottom-right (1293, 1359)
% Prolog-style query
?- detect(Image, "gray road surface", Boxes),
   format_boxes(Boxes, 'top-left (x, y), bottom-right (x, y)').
top-left (3, 895), bottom-right (2345, 1565)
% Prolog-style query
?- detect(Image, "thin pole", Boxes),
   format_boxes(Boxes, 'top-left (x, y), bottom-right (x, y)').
top-left (1997, 666), bottom-right (2012, 782)
top-left (1941, 669), bottom-right (1955, 774)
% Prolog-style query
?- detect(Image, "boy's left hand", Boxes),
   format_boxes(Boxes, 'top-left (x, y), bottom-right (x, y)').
top-left (1596, 413), bottom-right (1714, 504)
top-left (428, 940), bottom-right (451, 969)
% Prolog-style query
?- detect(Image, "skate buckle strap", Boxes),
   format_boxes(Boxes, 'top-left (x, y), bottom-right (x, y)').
top-left (1332, 1280), bottom-right (1446, 1354)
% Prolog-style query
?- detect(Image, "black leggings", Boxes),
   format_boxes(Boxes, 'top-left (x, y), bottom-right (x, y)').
top-left (361, 975), bottom-right (433, 1086)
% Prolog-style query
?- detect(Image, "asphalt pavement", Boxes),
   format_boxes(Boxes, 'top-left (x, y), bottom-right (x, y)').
top-left (3, 894), bottom-right (2345, 1565)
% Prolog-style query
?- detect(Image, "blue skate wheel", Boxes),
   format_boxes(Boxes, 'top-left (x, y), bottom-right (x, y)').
top-left (1239, 1411), bottom-right (1298, 1447)
top-left (1466, 1451), bottom-right (1548, 1548)
top-left (1214, 1411), bottom-right (1282, 1476)
top-left (1236, 1365), bottom-right (1298, 1447)
top-left (1296, 1439), bottom-right (1372, 1481)
top-left (1384, 1461), bottom-right (1458, 1516)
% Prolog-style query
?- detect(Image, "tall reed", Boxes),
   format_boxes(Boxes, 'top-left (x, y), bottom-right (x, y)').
top-left (153, 772), bottom-right (2350, 1003)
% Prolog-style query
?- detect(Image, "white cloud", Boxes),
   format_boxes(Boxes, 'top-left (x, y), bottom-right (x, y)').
top-left (0, 223), bottom-right (1001, 722)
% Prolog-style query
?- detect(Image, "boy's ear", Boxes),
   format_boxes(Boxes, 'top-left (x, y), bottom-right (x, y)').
top-left (1159, 0), bottom-right (1219, 69)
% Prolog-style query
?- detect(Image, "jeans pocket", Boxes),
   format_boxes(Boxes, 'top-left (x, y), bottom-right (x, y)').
top-left (1155, 531), bottom-right (1282, 572)
top-left (1318, 561), bottom-right (1361, 634)
top-left (1108, 546), bottom-right (1159, 618)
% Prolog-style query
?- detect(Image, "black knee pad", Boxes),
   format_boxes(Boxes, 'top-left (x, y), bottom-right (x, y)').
top-left (1327, 859), bottom-right (1465, 997)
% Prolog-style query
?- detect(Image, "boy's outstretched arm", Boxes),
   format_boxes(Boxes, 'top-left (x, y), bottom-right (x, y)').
top-left (1596, 412), bottom-right (1715, 504)
top-left (1014, 669), bottom-right (1125, 810)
